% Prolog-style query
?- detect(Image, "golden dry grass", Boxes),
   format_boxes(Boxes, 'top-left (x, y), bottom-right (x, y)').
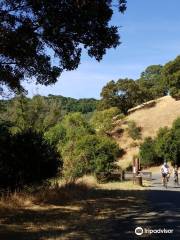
top-left (0, 179), bottom-right (148, 240)
top-left (127, 96), bottom-right (180, 138)
top-left (77, 175), bottom-right (151, 190)
top-left (0, 191), bottom-right (34, 211)
top-left (0, 176), bottom-right (149, 211)
top-left (98, 180), bottom-right (151, 190)
top-left (115, 96), bottom-right (180, 169)
top-left (0, 181), bottom-right (93, 212)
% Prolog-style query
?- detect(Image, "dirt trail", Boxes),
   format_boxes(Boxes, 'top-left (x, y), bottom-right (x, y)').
top-left (0, 177), bottom-right (180, 240)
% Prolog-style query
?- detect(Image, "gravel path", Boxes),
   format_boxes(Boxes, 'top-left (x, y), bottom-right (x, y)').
top-left (130, 172), bottom-right (180, 239)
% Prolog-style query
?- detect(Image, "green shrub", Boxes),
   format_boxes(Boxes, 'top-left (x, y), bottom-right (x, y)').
top-left (93, 136), bottom-right (120, 175)
top-left (139, 137), bottom-right (162, 167)
top-left (0, 127), bottom-right (62, 190)
top-left (45, 112), bottom-right (121, 182)
top-left (44, 122), bottom-right (66, 146)
top-left (154, 127), bottom-right (171, 161)
top-left (154, 122), bottom-right (180, 166)
top-left (127, 121), bottom-right (141, 140)
top-left (172, 117), bottom-right (180, 129)
top-left (90, 107), bottom-right (121, 134)
top-left (45, 112), bottom-right (95, 146)
top-left (61, 141), bottom-right (87, 182)
top-left (140, 118), bottom-right (180, 168)
top-left (62, 135), bottom-right (120, 182)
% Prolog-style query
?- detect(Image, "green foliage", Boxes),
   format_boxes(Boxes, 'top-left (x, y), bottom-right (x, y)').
top-left (154, 118), bottom-right (180, 165)
top-left (44, 112), bottom-right (93, 159)
top-left (62, 112), bottom-right (95, 140)
top-left (90, 107), bottom-right (121, 134)
top-left (0, 0), bottom-right (126, 93)
top-left (1, 95), bottom-right (62, 133)
top-left (154, 127), bottom-right (171, 161)
top-left (62, 135), bottom-right (119, 182)
top-left (28, 95), bottom-right (62, 131)
top-left (127, 121), bottom-right (141, 140)
top-left (163, 55), bottom-right (180, 99)
top-left (99, 78), bottom-right (150, 114)
top-left (173, 117), bottom-right (180, 129)
top-left (47, 95), bottom-right (98, 114)
top-left (45, 112), bottom-right (95, 147)
top-left (140, 118), bottom-right (180, 167)
top-left (1, 95), bottom-right (98, 134)
top-left (138, 65), bottom-right (167, 99)
top-left (45, 112), bottom-right (95, 181)
top-left (45, 112), bottom-right (120, 182)
top-left (171, 118), bottom-right (180, 165)
top-left (61, 140), bottom-right (86, 182)
top-left (7, 95), bottom-right (30, 134)
top-left (139, 137), bottom-right (162, 167)
top-left (0, 126), bottom-right (62, 190)
top-left (92, 136), bottom-right (120, 175)
top-left (98, 80), bottom-right (119, 110)
top-left (44, 123), bottom-right (66, 146)
top-left (99, 64), bottom-right (169, 114)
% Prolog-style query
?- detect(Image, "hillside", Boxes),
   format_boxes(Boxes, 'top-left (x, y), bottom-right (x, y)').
top-left (113, 96), bottom-right (180, 169)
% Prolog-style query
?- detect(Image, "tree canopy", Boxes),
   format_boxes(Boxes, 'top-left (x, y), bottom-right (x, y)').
top-left (0, 0), bottom-right (126, 92)
top-left (100, 78), bottom-right (149, 113)
top-left (163, 55), bottom-right (180, 99)
top-left (138, 65), bottom-right (167, 99)
top-left (99, 63), bottom-right (169, 113)
top-left (0, 94), bottom-right (98, 133)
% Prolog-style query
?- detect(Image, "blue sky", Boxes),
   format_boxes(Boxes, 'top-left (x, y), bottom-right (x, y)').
top-left (25, 0), bottom-right (180, 99)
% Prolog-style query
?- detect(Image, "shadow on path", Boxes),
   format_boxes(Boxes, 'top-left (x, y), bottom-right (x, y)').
top-left (0, 188), bottom-right (180, 239)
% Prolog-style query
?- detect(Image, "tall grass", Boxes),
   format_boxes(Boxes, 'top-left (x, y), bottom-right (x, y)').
top-left (0, 181), bottom-right (94, 210)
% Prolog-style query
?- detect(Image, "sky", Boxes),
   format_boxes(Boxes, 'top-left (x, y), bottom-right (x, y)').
top-left (25, 0), bottom-right (180, 99)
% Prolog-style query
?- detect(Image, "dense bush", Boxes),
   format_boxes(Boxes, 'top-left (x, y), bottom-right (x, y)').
top-left (164, 118), bottom-right (180, 165)
top-left (45, 112), bottom-right (95, 147)
top-left (127, 121), bottom-right (141, 140)
top-left (163, 56), bottom-right (180, 99)
top-left (44, 123), bottom-right (66, 146)
top-left (154, 127), bottom-right (172, 161)
top-left (62, 135), bottom-right (120, 182)
top-left (154, 121), bottom-right (180, 166)
top-left (139, 137), bottom-right (162, 167)
top-left (0, 126), bottom-right (62, 190)
top-left (45, 113), bottom-right (95, 181)
top-left (45, 112), bottom-right (120, 182)
top-left (140, 118), bottom-right (180, 167)
top-left (90, 107), bottom-right (122, 134)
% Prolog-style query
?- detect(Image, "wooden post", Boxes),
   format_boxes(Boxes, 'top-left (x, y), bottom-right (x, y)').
top-left (135, 175), bottom-right (142, 186)
top-left (133, 156), bottom-right (143, 186)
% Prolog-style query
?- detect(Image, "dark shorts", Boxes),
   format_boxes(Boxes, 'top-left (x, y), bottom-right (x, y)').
top-left (162, 173), bottom-right (168, 178)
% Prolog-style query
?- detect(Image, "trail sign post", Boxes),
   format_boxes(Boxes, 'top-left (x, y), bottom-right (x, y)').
top-left (132, 157), bottom-right (142, 186)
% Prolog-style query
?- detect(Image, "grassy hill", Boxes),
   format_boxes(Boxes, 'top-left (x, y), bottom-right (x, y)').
top-left (113, 96), bottom-right (180, 169)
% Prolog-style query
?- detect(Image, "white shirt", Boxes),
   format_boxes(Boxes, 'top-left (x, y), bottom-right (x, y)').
top-left (161, 165), bottom-right (169, 174)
